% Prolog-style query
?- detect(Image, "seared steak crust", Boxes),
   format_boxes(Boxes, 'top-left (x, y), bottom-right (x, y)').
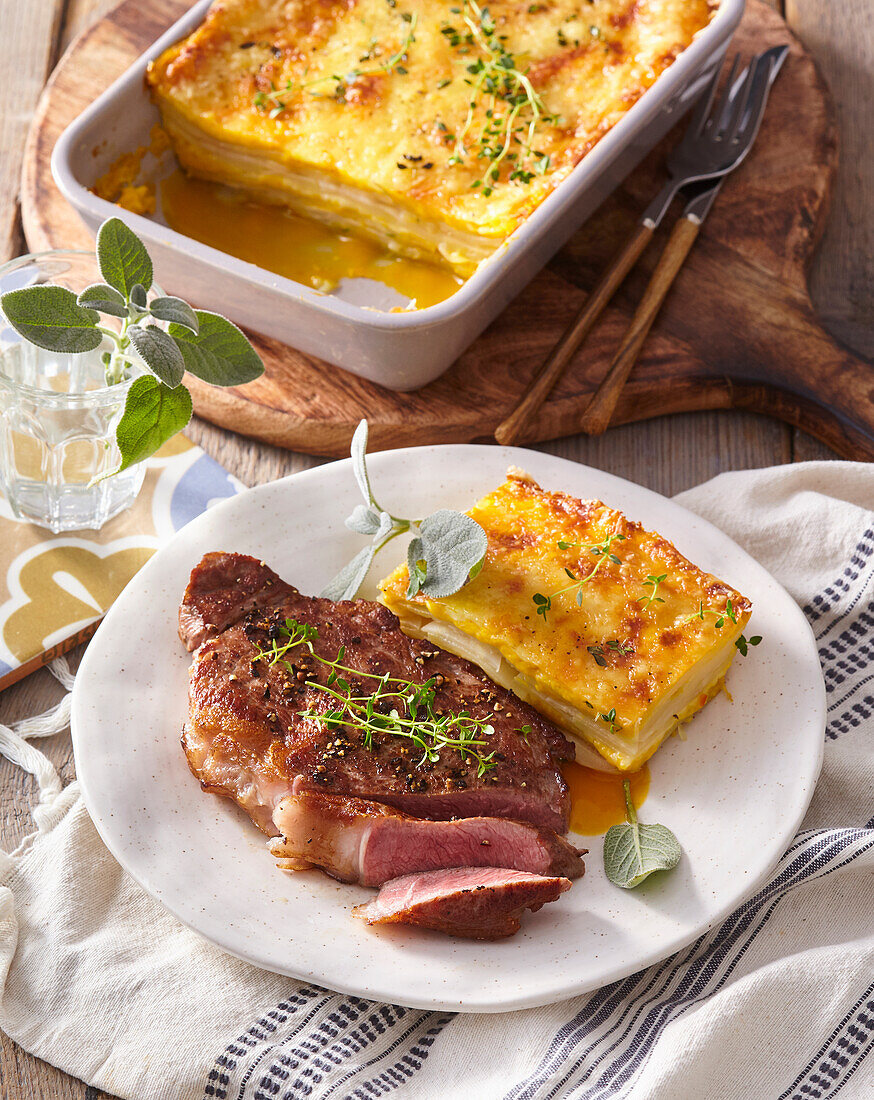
top-left (181, 553), bottom-right (572, 834)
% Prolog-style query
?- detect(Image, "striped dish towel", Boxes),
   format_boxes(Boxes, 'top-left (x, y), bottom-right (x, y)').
top-left (0, 461), bottom-right (872, 1100)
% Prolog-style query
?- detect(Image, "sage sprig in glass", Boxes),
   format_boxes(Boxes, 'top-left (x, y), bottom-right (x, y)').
top-left (0, 218), bottom-right (263, 531)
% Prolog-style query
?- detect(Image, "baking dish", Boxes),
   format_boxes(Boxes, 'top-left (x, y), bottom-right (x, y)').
top-left (52, 0), bottom-right (745, 392)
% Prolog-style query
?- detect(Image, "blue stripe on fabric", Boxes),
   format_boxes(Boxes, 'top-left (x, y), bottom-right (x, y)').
top-left (504, 830), bottom-right (873, 1100)
top-left (579, 833), bottom-right (874, 1100)
top-left (248, 998), bottom-right (449, 1100)
top-left (319, 1014), bottom-right (452, 1100)
top-left (777, 981), bottom-right (874, 1100)
top-left (804, 528), bottom-right (874, 634)
top-left (504, 832), bottom-right (818, 1100)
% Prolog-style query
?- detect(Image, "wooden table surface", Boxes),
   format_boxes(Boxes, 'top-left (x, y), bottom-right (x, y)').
top-left (0, 0), bottom-right (870, 1095)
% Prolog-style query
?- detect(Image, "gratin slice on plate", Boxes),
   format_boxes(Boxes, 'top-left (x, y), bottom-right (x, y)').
top-left (380, 471), bottom-right (751, 771)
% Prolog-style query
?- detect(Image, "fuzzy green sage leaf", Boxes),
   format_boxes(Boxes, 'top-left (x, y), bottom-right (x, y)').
top-left (603, 781), bottom-right (682, 889)
top-left (323, 418), bottom-right (487, 603)
top-left (114, 374), bottom-right (192, 474)
top-left (97, 217), bottom-right (153, 299)
top-left (350, 418), bottom-right (374, 505)
top-left (320, 545), bottom-right (376, 601)
top-left (168, 310), bottom-right (264, 386)
top-left (410, 509), bottom-right (487, 599)
top-left (77, 282), bottom-right (128, 318)
top-left (0, 285), bottom-right (102, 353)
top-left (128, 323), bottom-right (185, 388)
top-left (149, 295), bottom-right (199, 333)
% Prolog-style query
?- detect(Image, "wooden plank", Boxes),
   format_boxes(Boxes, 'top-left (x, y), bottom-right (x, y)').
top-left (0, 0), bottom-right (66, 262)
top-left (786, 0), bottom-right (873, 461)
top-left (0, 4), bottom-right (119, 1094)
top-left (59, 0), bottom-right (120, 52)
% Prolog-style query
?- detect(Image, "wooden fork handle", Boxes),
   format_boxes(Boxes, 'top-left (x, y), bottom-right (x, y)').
top-left (578, 215), bottom-right (702, 436)
top-left (494, 221), bottom-right (654, 446)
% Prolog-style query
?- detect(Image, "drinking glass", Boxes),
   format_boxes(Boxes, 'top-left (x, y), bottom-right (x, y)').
top-left (0, 250), bottom-right (152, 533)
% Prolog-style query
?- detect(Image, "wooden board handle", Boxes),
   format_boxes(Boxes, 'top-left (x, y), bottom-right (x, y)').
top-left (494, 222), bottom-right (654, 446)
top-left (578, 216), bottom-right (702, 436)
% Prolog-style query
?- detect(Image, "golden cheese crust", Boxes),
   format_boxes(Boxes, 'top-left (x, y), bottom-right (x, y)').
top-left (147, 0), bottom-right (717, 273)
top-left (379, 473), bottom-right (752, 770)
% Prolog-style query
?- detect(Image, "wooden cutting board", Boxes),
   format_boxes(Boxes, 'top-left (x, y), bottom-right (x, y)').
top-left (22, 0), bottom-right (872, 459)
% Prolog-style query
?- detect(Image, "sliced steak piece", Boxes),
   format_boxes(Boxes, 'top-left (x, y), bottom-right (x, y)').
top-left (354, 867), bottom-right (571, 939)
top-left (269, 791), bottom-right (586, 886)
top-left (180, 552), bottom-right (573, 834)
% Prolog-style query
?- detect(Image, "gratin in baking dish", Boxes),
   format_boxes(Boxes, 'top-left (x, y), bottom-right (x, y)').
top-left (52, 0), bottom-right (745, 392)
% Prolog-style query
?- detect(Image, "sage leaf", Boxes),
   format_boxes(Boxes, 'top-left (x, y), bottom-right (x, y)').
top-left (130, 283), bottom-right (148, 309)
top-left (414, 509), bottom-right (488, 598)
top-left (168, 310), bottom-right (263, 386)
top-left (128, 323), bottom-right (185, 388)
top-left (320, 545), bottom-right (375, 601)
top-left (350, 419), bottom-right (374, 505)
top-left (603, 782), bottom-right (681, 889)
top-left (97, 217), bottom-right (153, 298)
top-left (77, 282), bottom-right (128, 318)
top-left (149, 295), bottom-right (199, 333)
top-left (0, 285), bottom-right (102, 353)
top-left (114, 374), bottom-right (192, 473)
top-left (346, 503), bottom-right (381, 535)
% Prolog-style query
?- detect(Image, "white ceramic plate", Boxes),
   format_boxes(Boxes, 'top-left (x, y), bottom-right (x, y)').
top-left (71, 446), bottom-right (825, 1012)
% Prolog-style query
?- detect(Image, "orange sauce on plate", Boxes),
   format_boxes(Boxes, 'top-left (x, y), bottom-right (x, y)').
top-left (159, 171), bottom-right (462, 309)
top-left (561, 761), bottom-right (650, 836)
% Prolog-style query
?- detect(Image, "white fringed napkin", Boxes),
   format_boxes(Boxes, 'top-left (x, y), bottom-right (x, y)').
top-left (1, 461), bottom-right (872, 1100)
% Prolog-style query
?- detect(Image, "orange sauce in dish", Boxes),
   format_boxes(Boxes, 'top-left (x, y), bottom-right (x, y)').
top-left (561, 762), bottom-right (650, 836)
top-left (159, 171), bottom-right (463, 309)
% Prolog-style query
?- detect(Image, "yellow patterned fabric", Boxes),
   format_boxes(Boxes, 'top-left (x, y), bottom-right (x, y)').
top-left (0, 436), bottom-right (239, 690)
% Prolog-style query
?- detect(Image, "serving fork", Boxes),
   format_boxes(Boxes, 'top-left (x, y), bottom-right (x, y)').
top-left (495, 45), bottom-right (790, 445)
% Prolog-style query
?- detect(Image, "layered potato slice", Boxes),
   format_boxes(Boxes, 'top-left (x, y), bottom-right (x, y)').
top-left (379, 472), bottom-right (752, 772)
top-left (146, 0), bottom-right (717, 276)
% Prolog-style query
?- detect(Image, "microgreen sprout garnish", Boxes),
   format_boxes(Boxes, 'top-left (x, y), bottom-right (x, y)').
top-left (253, 618), bottom-right (319, 665)
top-left (587, 640), bottom-right (634, 667)
top-left (255, 617), bottom-right (497, 774)
top-left (302, 659), bottom-right (497, 775)
top-left (533, 533), bottom-right (627, 621)
top-left (637, 573), bottom-right (667, 610)
top-left (254, 12), bottom-right (417, 114)
top-left (0, 217), bottom-right (263, 477)
top-left (735, 633), bottom-right (762, 657)
top-left (517, 723), bottom-right (532, 741)
top-left (441, 0), bottom-right (558, 195)
top-left (603, 780), bottom-right (682, 889)
top-left (687, 598), bottom-right (738, 629)
top-left (321, 420), bottom-right (487, 602)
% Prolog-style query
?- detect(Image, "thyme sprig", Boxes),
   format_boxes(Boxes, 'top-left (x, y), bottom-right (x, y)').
top-left (533, 533), bottom-right (627, 621)
top-left (637, 573), bottom-right (667, 610)
top-left (254, 12), bottom-right (417, 115)
top-left (253, 617), bottom-right (497, 775)
top-left (587, 640), bottom-right (634, 667)
top-left (598, 707), bottom-right (619, 736)
top-left (442, 0), bottom-right (557, 195)
top-left (687, 599), bottom-right (738, 629)
top-left (735, 633), bottom-right (762, 656)
top-left (254, 619), bottom-right (319, 665)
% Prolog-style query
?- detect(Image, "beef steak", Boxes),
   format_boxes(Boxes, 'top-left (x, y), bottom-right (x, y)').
top-left (180, 552), bottom-right (573, 834)
top-left (354, 867), bottom-right (571, 939)
top-left (269, 790), bottom-right (585, 885)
